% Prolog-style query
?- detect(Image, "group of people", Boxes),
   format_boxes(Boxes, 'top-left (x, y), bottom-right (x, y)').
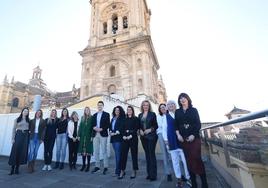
top-left (8, 93), bottom-right (208, 188)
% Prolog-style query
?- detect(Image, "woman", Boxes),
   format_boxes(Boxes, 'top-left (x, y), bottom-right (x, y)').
top-left (165, 100), bottom-right (191, 187)
top-left (54, 108), bottom-right (69, 170)
top-left (43, 109), bottom-right (59, 171)
top-left (138, 100), bottom-right (158, 181)
top-left (28, 109), bottom-right (46, 173)
top-left (67, 111), bottom-right (80, 170)
top-left (78, 107), bottom-right (93, 172)
top-left (8, 107), bottom-right (30, 175)
top-left (156, 103), bottom-right (173, 182)
top-left (109, 105), bottom-right (125, 177)
top-left (119, 106), bottom-right (140, 179)
top-left (175, 93), bottom-right (208, 188)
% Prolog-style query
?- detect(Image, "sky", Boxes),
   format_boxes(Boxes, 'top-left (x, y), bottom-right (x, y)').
top-left (0, 0), bottom-right (267, 122)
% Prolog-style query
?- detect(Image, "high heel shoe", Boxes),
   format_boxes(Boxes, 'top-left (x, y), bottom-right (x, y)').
top-left (118, 171), bottom-right (126, 179)
top-left (130, 170), bottom-right (136, 179)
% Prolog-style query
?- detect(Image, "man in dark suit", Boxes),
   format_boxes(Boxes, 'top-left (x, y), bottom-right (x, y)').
top-left (91, 101), bottom-right (110, 175)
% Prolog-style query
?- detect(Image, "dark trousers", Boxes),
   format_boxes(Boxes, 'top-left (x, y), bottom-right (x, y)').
top-left (44, 138), bottom-right (55, 165)
top-left (140, 135), bottom-right (158, 179)
top-left (120, 136), bottom-right (138, 171)
top-left (112, 142), bottom-right (122, 175)
top-left (68, 139), bottom-right (79, 165)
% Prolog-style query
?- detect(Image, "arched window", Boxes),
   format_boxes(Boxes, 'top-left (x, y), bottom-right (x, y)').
top-left (12, 97), bottom-right (19, 108)
top-left (110, 65), bottom-right (116, 77)
top-left (112, 14), bottom-right (118, 34)
top-left (108, 84), bottom-right (116, 95)
top-left (123, 16), bottom-right (128, 29)
top-left (103, 22), bottom-right (107, 34)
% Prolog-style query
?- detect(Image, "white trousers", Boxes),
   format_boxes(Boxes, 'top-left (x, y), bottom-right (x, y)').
top-left (93, 133), bottom-right (108, 168)
top-left (170, 148), bottom-right (190, 179)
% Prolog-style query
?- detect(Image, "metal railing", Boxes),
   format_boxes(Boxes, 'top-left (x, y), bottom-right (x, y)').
top-left (200, 109), bottom-right (268, 168)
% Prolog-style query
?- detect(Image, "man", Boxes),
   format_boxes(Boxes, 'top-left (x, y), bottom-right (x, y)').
top-left (91, 101), bottom-right (110, 175)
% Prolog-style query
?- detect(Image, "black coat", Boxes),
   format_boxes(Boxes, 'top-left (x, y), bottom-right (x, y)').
top-left (174, 107), bottom-right (201, 139)
top-left (92, 111), bottom-right (110, 137)
top-left (138, 112), bottom-right (158, 132)
top-left (29, 118), bottom-right (46, 141)
top-left (109, 117), bottom-right (124, 143)
top-left (122, 116), bottom-right (140, 137)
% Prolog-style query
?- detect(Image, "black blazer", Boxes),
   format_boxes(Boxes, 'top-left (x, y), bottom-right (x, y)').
top-left (92, 111), bottom-right (110, 137)
top-left (122, 116), bottom-right (140, 137)
top-left (138, 112), bottom-right (158, 132)
top-left (109, 117), bottom-right (124, 143)
top-left (29, 118), bottom-right (46, 141)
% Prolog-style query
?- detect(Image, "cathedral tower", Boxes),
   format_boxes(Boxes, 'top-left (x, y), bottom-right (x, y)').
top-left (80, 0), bottom-right (166, 103)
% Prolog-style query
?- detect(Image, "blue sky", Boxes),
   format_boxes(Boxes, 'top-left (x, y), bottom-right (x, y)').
top-left (0, 0), bottom-right (267, 121)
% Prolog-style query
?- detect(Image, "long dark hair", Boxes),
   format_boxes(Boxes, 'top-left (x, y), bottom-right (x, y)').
top-left (126, 105), bottom-right (135, 118)
top-left (60, 108), bottom-right (69, 120)
top-left (112, 105), bottom-right (125, 119)
top-left (178, 93), bottom-right (193, 108)
top-left (34, 109), bottom-right (43, 119)
top-left (158, 103), bottom-right (166, 116)
top-left (17, 107), bottom-right (30, 123)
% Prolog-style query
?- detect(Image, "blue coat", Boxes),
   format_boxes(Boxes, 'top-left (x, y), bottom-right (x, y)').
top-left (166, 113), bottom-right (182, 150)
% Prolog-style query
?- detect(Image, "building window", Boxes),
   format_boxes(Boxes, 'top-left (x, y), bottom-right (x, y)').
top-left (108, 84), bottom-right (116, 95)
top-left (112, 14), bottom-right (118, 34)
top-left (103, 22), bottom-right (107, 34)
top-left (12, 98), bottom-right (19, 108)
top-left (110, 65), bottom-right (116, 77)
top-left (123, 16), bottom-right (128, 29)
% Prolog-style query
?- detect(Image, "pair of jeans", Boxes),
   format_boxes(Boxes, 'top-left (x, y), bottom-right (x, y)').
top-left (158, 133), bottom-right (172, 175)
top-left (28, 133), bottom-right (41, 162)
top-left (93, 133), bottom-right (108, 168)
top-left (44, 137), bottom-right (55, 165)
top-left (112, 142), bottom-right (122, 175)
top-left (56, 133), bottom-right (67, 163)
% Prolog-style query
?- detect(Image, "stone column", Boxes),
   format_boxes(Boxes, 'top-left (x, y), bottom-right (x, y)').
top-left (118, 16), bottom-right (123, 32)
top-left (107, 19), bottom-right (112, 35)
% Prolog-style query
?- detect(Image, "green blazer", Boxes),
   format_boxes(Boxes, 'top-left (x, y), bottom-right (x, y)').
top-left (78, 116), bottom-right (93, 154)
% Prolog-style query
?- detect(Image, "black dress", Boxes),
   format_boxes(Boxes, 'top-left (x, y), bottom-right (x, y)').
top-left (9, 119), bottom-right (30, 166)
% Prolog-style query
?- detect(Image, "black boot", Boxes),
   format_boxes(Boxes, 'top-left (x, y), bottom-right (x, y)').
top-left (15, 165), bottom-right (19, 174)
top-left (53, 162), bottom-right (59, 169)
top-left (80, 155), bottom-right (86, 171)
top-left (190, 171), bottom-right (197, 188)
top-left (73, 163), bottom-right (76, 170)
top-left (59, 162), bottom-right (64, 170)
top-left (85, 155), bottom-right (91, 172)
top-left (69, 163), bottom-right (73, 171)
top-left (200, 173), bottom-right (208, 188)
top-left (8, 166), bottom-right (15, 175)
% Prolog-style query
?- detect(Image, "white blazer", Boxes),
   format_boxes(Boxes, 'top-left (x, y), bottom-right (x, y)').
top-left (67, 120), bottom-right (80, 139)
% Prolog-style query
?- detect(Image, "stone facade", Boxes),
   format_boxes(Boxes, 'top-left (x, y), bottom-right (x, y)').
top-left (0, 66), bottom-right (79, 114)
top-left (80, 0), bottom-right (167, 103)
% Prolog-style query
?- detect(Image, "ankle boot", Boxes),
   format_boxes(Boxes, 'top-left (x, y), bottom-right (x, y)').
top-left (59, 162), bottom-right (64, 170)
top-left (53, 162), bottom-right (59, 169)
top-left (85, 155), bottom-right (91, 172)
top-left (32, 161), bottom-right (35, 172)
top-left (200, 173), bottom-right (208, 188)
top-left (8, 166), bottom-right (15, 175)
top-left (80, 156), bottom-right (86, 171)
top-left (15, 165), bottom-right (19, 174)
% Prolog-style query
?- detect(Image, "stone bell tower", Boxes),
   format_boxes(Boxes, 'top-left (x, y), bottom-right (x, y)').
top-left (80, 0), bottom-right (167, 103)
